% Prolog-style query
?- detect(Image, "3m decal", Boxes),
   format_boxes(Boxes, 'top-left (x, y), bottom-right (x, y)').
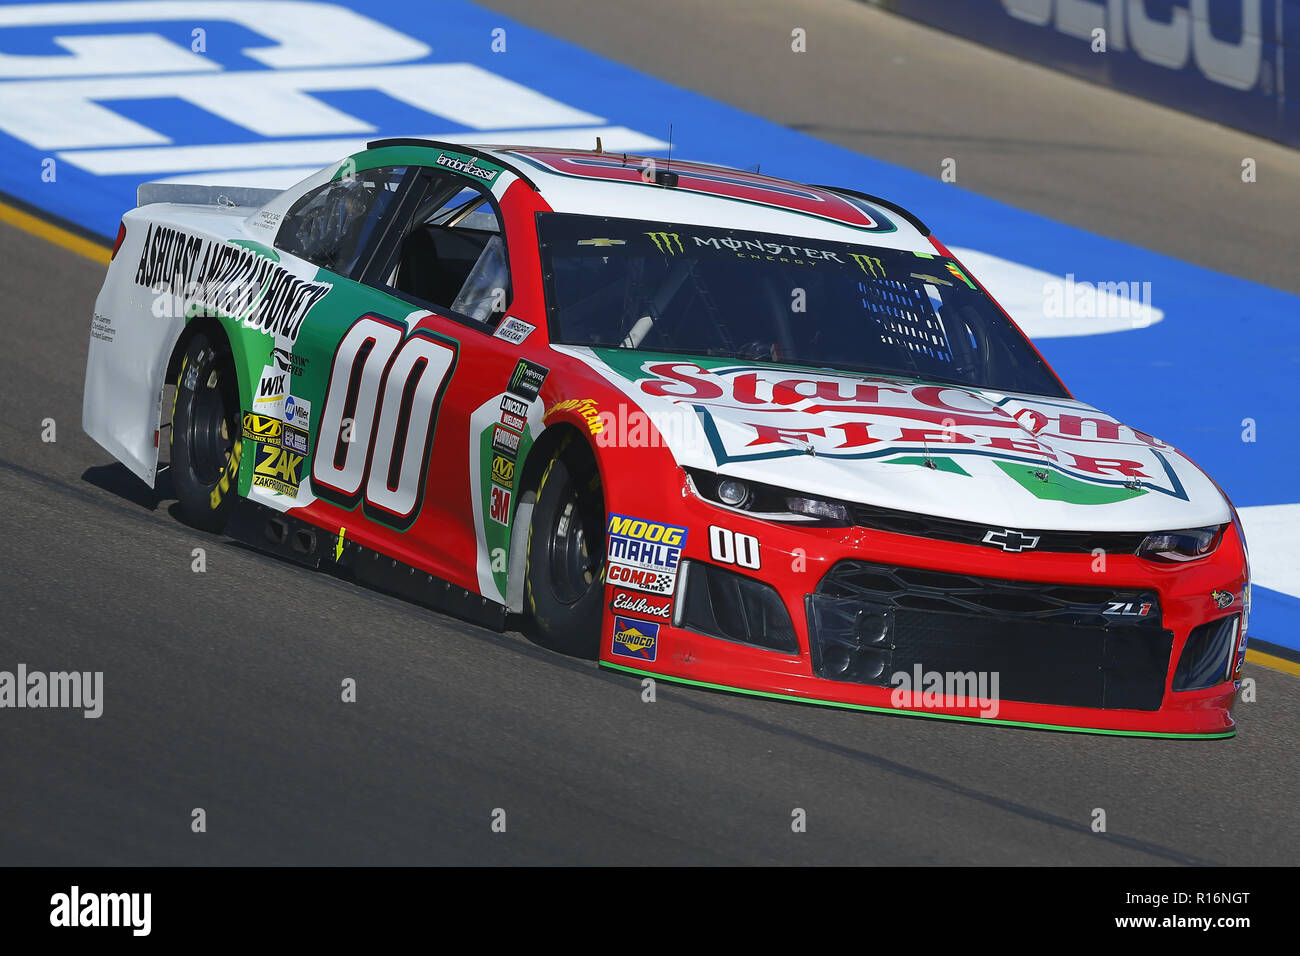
top-left (606, 514), bottom-right (687, 573)
top-left (610, 589), bottom-right (673, 620)
top-left (611, 615), bottom-right (660, 661)
top-left (488, 483), bottom-right (512, 525)
top-left (281, 425), bottom-right (309, 456)
top-left (707, 526), bottom-right (761, 569)
top-left (312, 315), bottom-right (458, 529)
top-left (506, 359), bottom-right (548, 401)
top-left (242, 412), bottom-right (281, 445)
top-left (492, 316), bottom-right (535, 345)
top-left (253, 444), bottom-right (303, 498)
top-left (490, 454), bottom-right (515, 488)
top-left (492, 424), bottom-right (522, 457)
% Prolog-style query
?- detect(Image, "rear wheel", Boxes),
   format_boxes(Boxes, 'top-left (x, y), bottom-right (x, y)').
top-left (170, 334), bottom-right (240, 532)
top-left (524, 447), bottom-right (605, 657)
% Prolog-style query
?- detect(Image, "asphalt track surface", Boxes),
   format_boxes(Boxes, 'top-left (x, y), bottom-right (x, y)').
top-left (2, 0), bottom-right (1298, 866)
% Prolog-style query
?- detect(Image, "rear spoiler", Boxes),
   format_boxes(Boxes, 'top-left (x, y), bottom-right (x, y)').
top-left (136, 182), bottom-right (284, 209)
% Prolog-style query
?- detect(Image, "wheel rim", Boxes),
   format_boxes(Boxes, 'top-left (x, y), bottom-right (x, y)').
top-left (188, 366), bottom-right (235, 485)
top-left (548, 484), bottom-right (602, 605)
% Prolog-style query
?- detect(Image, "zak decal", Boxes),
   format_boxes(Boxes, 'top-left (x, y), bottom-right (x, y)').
top-left (611, 615), bottom-right (660, 662)
top-left (133, 224), bottom-right (329, 340)
top-left (253, 444), bottom-right (303, 498)
top-left (311, 315), bottom-right (458, 530)
top-left (492, 316), bottom-right (535, 345)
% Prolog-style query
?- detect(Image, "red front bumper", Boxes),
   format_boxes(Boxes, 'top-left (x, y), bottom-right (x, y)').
top-left (598, 483), bottom-right (1248, 738)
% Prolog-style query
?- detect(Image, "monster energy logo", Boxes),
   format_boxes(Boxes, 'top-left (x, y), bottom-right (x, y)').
top-left (645, 232), bottom-right (684, 255)
top-left (850, 253), bottom-right (885, 277)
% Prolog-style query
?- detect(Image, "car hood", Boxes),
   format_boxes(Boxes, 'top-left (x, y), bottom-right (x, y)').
top-left (565, 347), bottom-right (1229, 533)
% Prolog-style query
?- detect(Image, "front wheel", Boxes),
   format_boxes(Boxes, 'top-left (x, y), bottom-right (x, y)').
top-left (524, 450), bottom-right (605, 657)
top-left (170, 334), bottom-right (240, 532)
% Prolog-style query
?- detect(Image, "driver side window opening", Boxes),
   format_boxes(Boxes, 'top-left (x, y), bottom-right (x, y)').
top-left (383, 179), bottom-right (511, 324)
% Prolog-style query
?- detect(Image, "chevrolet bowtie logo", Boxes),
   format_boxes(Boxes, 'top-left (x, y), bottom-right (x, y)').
top-left (982, 528), bottom-right (1040, 552)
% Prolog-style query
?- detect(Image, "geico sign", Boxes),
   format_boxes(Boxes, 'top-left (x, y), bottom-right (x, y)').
top-left (1003, 0), bottom-right (1261, 90)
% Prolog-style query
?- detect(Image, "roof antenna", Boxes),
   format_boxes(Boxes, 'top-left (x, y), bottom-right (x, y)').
top-left (595, 135), bottom-right (603, 153)
top-left (650, 124), bottom-right (680, 188)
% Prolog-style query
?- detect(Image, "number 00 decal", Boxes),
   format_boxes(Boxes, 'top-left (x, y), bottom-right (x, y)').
top-left (312, 315), bottom-right (458, 529)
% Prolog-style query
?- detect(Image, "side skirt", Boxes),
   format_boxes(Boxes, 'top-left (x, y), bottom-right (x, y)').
top-left (226, 498), bottom-right (508, 631)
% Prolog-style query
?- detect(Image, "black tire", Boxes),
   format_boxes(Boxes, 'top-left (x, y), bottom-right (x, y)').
top-left (524, 448), bottom-right (605, 657)
top-left (170, 334), bottom-right (240, 533)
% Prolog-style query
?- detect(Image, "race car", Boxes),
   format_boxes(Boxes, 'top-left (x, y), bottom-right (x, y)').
top-left (83, 139), bottom-right (1249, 737)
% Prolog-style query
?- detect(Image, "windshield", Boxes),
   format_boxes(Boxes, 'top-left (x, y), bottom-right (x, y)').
top-left (538, 213), bottom-right (1067, 398)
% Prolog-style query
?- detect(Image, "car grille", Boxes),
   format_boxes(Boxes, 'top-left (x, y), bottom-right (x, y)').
top-left (850, 502), bottom-right (1149, 555)
top-left (806, 562), bottom-right (1172, 711)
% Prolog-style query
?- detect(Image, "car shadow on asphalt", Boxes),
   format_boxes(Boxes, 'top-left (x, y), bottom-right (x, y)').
top-left (81, 461), bottom-right (174, 512)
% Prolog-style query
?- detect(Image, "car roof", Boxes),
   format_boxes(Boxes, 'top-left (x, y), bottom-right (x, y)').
top-left (367, 140), bottom-right (933, 252)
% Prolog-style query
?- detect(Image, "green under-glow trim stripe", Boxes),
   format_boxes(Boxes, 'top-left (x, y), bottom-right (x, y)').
top-left (599, 662), bottom-right (1235, 739)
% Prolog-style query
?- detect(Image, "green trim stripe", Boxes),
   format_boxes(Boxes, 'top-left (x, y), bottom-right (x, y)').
top-left (599, 662), bottom-right (1235, 739)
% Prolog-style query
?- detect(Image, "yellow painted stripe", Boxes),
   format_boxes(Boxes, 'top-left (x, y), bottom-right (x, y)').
top-left (1247, 648), bottom-right (1300, 676)
top-left (0, 199), bottom-right (111, 265)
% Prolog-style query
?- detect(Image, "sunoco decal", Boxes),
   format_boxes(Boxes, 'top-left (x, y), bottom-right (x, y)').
top-left (611, 615), bottom-right (659, 661)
